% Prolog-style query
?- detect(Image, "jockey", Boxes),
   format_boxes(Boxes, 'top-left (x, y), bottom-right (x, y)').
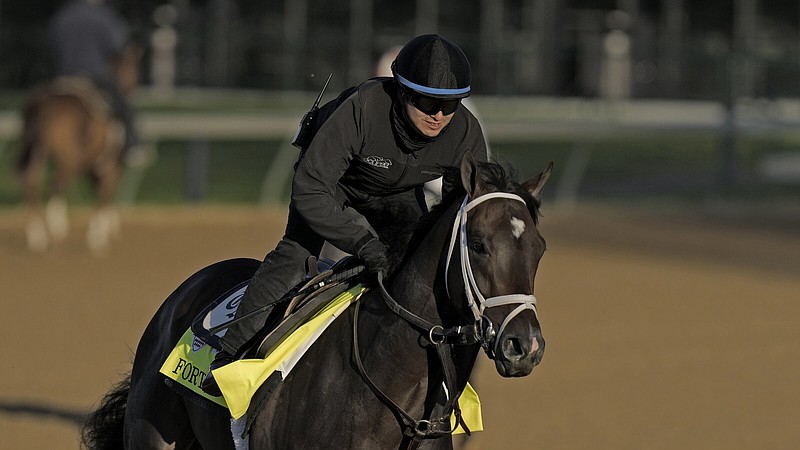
top-left (202, 34), bottom-right (489, 396)
top-left (46, 0), bottom-right (142, 166)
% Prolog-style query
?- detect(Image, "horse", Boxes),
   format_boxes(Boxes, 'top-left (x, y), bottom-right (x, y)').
top-left (17, 42), bottom-right (143, 256)
top-left (81, 153), bottom-right (552, 450)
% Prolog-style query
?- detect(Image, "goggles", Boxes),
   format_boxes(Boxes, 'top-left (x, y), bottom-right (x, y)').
top-left (405, 90), bottom-right (461, 115)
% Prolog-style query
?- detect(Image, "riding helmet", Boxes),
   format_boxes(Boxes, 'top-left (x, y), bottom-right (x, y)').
top-left (392, 34), bottom-right (471, 99)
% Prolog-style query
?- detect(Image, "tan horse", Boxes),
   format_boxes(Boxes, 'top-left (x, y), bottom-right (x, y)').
top-left (18, 42), bottom-right (143, 256)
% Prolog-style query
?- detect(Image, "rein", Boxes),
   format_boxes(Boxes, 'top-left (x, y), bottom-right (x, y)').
top-left (353, 294), bottom-right (466, 448)
top-left (352, 191), bottom-right (538, 448)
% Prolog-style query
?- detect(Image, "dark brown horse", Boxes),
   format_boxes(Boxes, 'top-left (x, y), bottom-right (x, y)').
top-left (81, 154), bottom-right (552, 449)
top-left (17, 42), bottom-right (142, 255)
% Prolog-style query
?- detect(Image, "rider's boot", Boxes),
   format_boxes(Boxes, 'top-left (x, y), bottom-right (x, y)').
top-left (201, 237), bottom-right (315, 397)
top-left (199, 273), bottom-right (289, 397)
top-left (201, 350), bottom-right (235, 397)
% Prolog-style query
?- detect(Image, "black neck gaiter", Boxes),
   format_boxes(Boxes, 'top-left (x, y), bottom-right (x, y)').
top-left (389, 87), bottom-right (449, 154)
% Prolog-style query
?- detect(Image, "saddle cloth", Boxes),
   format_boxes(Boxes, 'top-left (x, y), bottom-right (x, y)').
top-left (158, 284), bottom-right (482, 433)
top-left (159, 284), bottom-right (366, 413)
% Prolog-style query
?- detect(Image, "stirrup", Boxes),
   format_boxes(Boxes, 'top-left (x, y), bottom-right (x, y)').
top-left (200, 374), bottom-right (222, 397)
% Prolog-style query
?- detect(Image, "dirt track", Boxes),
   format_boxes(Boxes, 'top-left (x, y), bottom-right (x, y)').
top-left (1, 204), bottom-right (798, 450)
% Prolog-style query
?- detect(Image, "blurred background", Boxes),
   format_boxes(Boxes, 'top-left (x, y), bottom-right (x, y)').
top-left (1, 1), bottom-right (799, 450)
top-left (0, 0), bottom-right (799, 205)
top-left (4, 0), bottom-right (800, 97)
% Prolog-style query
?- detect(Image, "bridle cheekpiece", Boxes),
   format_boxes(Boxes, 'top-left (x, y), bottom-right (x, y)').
top-left (444, 193), bottom-right (539, 357)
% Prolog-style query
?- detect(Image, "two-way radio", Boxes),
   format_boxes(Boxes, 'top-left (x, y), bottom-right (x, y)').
top-left (291, 73), bottom-right (333, 150)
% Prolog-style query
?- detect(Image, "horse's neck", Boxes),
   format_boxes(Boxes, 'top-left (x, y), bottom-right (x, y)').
top-left (366, 199), bottom-right (478, 394)
top-left (391, 199), bottom-right (461, 323)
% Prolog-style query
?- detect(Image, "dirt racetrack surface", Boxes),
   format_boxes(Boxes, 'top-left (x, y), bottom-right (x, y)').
top-left (1, 204), bottom-right (799, 450)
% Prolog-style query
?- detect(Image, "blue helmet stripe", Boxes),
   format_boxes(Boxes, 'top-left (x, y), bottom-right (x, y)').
top-left (395, 73), bottom-right (470, 96)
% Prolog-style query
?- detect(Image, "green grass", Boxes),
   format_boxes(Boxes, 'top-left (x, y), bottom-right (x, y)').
top-left (3, 132), bottom-right (799, 208)
top-left (132, 140), bottom-right (285, 204)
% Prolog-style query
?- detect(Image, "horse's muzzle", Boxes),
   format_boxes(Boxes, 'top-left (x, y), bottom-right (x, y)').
top-left (494, 331), bottom-right (545, 377)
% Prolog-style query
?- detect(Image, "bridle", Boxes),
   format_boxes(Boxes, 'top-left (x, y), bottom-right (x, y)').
top-left (445, 193), bottom-right (539, 358)
top-left (352, 191), bottom-right (540, 448)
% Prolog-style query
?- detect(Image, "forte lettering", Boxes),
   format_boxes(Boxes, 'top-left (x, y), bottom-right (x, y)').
top-left (171, 357), bottom-right (208, 387)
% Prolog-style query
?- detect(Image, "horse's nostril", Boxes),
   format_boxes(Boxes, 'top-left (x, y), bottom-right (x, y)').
top-left (502, 337), bottom-right (527, 360)
top-left (501, 335), bottom-right (545, 361)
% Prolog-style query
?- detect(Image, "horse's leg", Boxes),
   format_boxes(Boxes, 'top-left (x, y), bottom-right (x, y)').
top-left (45, 196), bottom-right (69, 242)
top-left (124, 373), bottom-right (202, 450)
top-left (25, 215), bottom-right (49, 252)
top-left (20, 145), bottom-right (50, 252)
top-left (86, 125), bottom-right (123, 256)
top-left (126, 324), bottom-right (204, 450)
top-left (185, 406), bottom-right (238, 450)
top-left (45, 152), bottom-right (81, 243)
top-left (86, 206), bottom-right (121, 256)
top-left (86, 168), bottom-right (120, 256)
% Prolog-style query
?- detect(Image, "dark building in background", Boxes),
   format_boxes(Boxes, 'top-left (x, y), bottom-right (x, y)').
top-left (1, 0), bottom-right (798, 101)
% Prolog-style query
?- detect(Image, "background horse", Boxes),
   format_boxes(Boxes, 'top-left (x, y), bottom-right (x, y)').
top-left (17, 42), bottom-right (142, 256)
top-left (81, 153), bottom-right (551, 450)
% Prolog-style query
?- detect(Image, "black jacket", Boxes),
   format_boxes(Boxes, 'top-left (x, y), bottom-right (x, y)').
top-left (292, 78), bottom-right (488, 255)
top-left (47, 1), bottom-right (130, 82)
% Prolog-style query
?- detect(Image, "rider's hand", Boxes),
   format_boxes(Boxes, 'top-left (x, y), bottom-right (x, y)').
top-left (357, 238), bottom-right (389, 276)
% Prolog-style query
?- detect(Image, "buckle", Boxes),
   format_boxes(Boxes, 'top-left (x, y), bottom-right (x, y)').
top-left (428, 325), bottom-right (445, 344)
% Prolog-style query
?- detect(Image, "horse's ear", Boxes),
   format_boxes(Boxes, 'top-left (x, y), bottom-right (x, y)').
top-left (460, 152), bottom-right (485, 197)
top-left (523, 161), bottom-right (553, 202)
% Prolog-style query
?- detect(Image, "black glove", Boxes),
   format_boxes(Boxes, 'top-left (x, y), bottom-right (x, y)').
top-left (357, 238), bottom-right (389, 276)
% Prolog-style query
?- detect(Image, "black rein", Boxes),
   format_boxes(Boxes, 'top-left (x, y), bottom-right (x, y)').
top-left (351, 271), bottom-right (481, 448)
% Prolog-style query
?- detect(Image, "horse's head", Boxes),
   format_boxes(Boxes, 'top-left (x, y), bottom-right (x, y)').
top-left (447, 153), bottom-right (551, 377)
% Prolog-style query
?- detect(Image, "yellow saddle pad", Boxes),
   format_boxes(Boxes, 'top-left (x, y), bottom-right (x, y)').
top-left (159, 284), bottom-right (481, 433)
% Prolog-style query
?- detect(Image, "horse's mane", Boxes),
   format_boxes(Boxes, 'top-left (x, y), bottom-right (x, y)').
top-left (388, 160), bottom-right (540, 272)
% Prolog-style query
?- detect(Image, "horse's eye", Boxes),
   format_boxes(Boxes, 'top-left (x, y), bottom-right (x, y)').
top-left (470, 240), bottom-right (486, 254)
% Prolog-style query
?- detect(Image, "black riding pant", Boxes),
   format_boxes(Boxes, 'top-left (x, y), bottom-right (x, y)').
top-left (93, 77), bottom-right (139, 157)
top-left (219, 203), bottom-right (326, 355)
top-left (219, 188), bottom-right (427, 355)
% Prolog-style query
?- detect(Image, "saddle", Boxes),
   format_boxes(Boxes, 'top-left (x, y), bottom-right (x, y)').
top-left (190, 255), bottom-right (364, 360)
top-left (47, 76), bottom-right (113, 120)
